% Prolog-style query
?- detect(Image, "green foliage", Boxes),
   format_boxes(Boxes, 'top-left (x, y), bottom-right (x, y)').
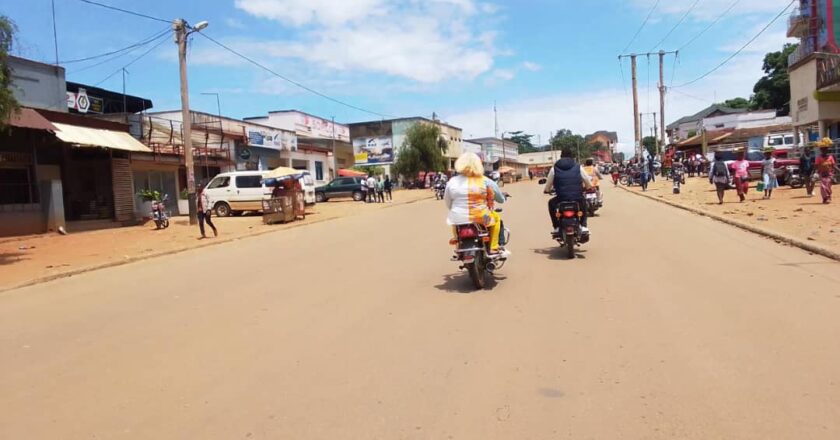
top-left (549, 129), bottom-right (603, 160)
top-left (179, 187), bottom-right (189, 200)
top-left (721, 97), bottom-right (751, 109)
top-left (352, 165), bottom-right (384, 176)
top-left (393, 123), bottom-right (447, 178)
top-left (137, 189), bottom-right (162, 202)
top-left (507, 130), bottom-right (537, 153)
top-left (687, 130), bottom-right (697, 138)
top-left (642, 136), bottom-right (658, 157)
top-left (0, 15), bottom-right (19, 129)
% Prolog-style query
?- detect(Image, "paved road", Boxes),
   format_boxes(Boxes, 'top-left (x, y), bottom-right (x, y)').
top-left (2, 183), bottom-right (839, 439)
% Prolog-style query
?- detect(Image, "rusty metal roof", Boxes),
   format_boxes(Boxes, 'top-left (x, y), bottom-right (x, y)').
top-left (7, 108), bottom-right (56, 132)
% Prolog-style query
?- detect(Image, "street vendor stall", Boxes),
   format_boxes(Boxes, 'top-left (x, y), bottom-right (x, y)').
top-left (262, 167), bottom-right (306, 225)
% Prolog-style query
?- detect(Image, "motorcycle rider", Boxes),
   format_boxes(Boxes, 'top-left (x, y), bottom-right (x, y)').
top-left (582, 158), bottom-right (604, 204)
top-left (543, 148), bottom-right (593, 235)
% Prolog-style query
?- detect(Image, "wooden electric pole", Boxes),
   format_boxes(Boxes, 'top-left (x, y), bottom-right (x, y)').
top-left (631, 55), bottom-right (640, 158)
top-left (658, 50), bottom-right (668, 155)
top-left (621, 50), bottom-right (677, 159)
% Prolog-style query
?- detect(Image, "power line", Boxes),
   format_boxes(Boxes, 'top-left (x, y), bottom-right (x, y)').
top-left (673, 0), bottom-right (794, 88)
top-left (622, 0), bottom-right (661, 53)
top-left (670, 87), bottom-right (713, 103)
top-left (196, 32), bottom-right (393, 118)
top-left (60, 27), bottom-right (170, 64)
top-left (678, 0), bottom-right (742, 51)
top-left (650, 0), bottom-right (702, 52)
top-left (77, 0), bottom-right (171, 24)
top-left (94, 33), bottom-right (169, 86)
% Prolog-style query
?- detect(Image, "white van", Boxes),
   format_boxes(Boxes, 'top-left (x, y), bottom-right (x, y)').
top-left (298, 171), bottom-right (316, 206)
top-left (203, 171), bottom-right (269, 217)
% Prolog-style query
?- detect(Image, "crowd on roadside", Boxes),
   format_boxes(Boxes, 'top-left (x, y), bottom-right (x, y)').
top-left (361, 174), bottom-right (394, 203)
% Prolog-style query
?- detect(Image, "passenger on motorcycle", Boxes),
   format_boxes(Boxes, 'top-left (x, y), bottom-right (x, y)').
top-left (582, 158), bottom-right (604, 203)
top-left (543, 148), bottom-right (593, 235)
top-left (444, 152), bottom-right (508, 257)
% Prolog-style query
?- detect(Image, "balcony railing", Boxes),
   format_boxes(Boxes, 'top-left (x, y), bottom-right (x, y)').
top-left (788, 8), bottom-right (810, 37)
top-left (788, 37), bottom-right (817, 67)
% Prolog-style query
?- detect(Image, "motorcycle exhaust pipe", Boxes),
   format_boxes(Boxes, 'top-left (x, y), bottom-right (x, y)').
top-left (486, 261), bottom-right (497, 272)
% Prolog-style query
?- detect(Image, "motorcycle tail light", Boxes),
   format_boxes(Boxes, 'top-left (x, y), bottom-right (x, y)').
top-left (562, 210), bottom-right (576, 218)
top-left (457, 227), bottom-right (478, 239)
top-left (482, 236), bottom-right (491, 243)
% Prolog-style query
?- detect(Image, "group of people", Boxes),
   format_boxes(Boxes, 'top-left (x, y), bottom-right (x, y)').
top-left (707, 142), bottom-right (836, 204)
top-left (362, 174), bottom-right (393, 203)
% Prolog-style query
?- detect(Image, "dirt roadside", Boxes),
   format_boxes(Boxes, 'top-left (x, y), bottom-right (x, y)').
top-left (0, 189), bottom-right (434, 292)
top-left (619, 176), bottom-right (840, 259)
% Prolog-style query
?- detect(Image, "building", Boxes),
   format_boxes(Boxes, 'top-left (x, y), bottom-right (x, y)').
top-left (666, 104), bottom-right (748, 142)
top-left (788, 0), bottom-right (840, 142)
top-left (518, 150), bottom-right (559, 177)
top-left (2, 56), bottom-right (155, 237)
top-left (244, 110), bottom-right (353, 182)
top-left (348, 117), bottom-right (463, 174)
top-left (465, 137), bottom-right (518, 168)
top-left (585, 131), bottom-right (618, 150)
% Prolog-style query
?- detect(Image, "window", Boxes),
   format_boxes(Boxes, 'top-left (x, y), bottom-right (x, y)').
top-left (315, 161), bottom-right (324, 181)
top-left (768, 137), bottom-right (784, 146)
top-left (208, 176), bottom-right (230, 189)
top-left (0, 167), bottom-right (38, 204)
top-left (336, 178), bottom-right (353, 185)
top-left (784, 136), bottom-right (794, 145)
top-left (235, 175), bottom-right (263, 188)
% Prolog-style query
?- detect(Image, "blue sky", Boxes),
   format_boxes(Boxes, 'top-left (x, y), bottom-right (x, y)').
top-left (6, 0), bottom-right (795, 154)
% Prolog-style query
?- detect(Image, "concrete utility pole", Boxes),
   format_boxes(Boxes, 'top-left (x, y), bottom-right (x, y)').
top-left (331, 116), bottom-right (337, 179)
top-left (621, 50), bottom-right (677, 159)
top-left (631, 55), bottom-right (640, 158)
top-left (174, 19), bottom-right (208, 225)
top-left (658, 50), bottom-right (667, 155)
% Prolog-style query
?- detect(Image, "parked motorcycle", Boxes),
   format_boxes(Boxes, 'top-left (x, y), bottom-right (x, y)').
top-left (551, 200), bottom-right (588, 259)
top-left (151, 194), bottom-right (170, 229)
top-left (786, 165), bottom-right (803, 189)
top-left (450, 209), bottom-right (510, 290)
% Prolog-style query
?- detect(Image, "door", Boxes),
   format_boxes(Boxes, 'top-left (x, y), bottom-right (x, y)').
top-left (204, 175), bottom-right (232, 210)
top-left (232, 174), bottom-right (264, 211)
top-left (330, 178), bottom-right (354, 198)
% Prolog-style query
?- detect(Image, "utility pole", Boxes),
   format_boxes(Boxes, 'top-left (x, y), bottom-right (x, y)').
top-left (631, 55), bottom-right (640, 158)
top-left (174, 18), bottom-right (208, 225)
top-left (121, 68), bottom-right (128, 124)
top-left (621, 50), bottom-right (677, 159)
top-left (658, 50), bottom-right (668, 155)
top-left (331, 116), bottom-right (337, 179)
top-left (493, 102), bottom-right (499, 139)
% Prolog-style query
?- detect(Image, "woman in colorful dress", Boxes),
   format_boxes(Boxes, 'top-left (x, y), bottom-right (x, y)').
top-left (815, 140), bottom-right (836, 204)
top-left (444, 152), bottom-right (506, 256)
top-left (732, 150), bottom-right (751, 202)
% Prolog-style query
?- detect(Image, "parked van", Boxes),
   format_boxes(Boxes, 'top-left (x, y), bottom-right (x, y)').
top-left (299, 171), bottom-right (316, 206)
top-left (203, 171), bottom-right (270, 217)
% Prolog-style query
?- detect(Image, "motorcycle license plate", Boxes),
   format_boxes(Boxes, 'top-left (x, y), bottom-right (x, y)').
top-left (585, 194), bottom-right (596, 200)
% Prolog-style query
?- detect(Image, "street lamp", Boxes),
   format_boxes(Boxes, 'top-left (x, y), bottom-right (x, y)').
top-left (173, 18), bottom-right (209, 225)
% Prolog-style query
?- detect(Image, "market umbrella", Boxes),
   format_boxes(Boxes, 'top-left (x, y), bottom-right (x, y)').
top-left (338, 168), bottom-right (368, 177)
top-left (264, 166), bottom-right (304, 180)
top-left (498, 166), bottom-right (515, 174)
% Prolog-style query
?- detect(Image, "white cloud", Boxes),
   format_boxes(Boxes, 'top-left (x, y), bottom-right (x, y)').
top-left (225, 18), bottom-right (245, 29)
top-left (492, 69), bottom-right (515, 80)
top-left (521, 61), bottom-right (541, 71)
top-left (230, 0), bottom-right (498, 83)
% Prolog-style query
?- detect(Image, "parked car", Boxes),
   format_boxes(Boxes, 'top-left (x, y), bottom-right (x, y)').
top-left (203, 171), bottom-right (270, 217)
top-left (315, 176), bottom-right (366, 202)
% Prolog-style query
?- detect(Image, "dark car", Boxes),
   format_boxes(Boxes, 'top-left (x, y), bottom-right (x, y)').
top-left (315, 177), bottom-right (366, 202)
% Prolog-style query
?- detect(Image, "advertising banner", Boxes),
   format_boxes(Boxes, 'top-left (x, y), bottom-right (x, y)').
top-left (353, 136), bottom-right (394, 165)
top-left (248, 129), bottom-right (297, 151)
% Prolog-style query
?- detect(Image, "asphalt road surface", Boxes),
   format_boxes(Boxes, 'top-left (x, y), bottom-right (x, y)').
top-left (2, 183), bottom-right (839, 439)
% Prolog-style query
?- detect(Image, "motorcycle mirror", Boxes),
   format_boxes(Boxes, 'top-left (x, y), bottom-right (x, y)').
top-left (503, 193), bottom-right (511, 198)
top-left (538, 179), bottom-right (547, 185)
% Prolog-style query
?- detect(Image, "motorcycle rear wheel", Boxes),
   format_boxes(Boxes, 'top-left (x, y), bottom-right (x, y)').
top-left (565, 239), bottom-right (575, 259)
top-left (466, 261), bottom-right (486, 290)
top-left (162, 219), bottom-right (170, 228)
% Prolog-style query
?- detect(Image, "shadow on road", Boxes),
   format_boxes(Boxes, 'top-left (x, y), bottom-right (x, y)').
top-left (434, 272), bottom-right (504, 293)
top-left (532, 247), bottom-right (587, 260)
top-left (0, 251), bottom-right (28, 266)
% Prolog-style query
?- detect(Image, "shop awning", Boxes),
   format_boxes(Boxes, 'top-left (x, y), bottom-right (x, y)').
top-left (52, 122), bottom-right (152, 152)
top-left (338, 168), bottom-right (367, 177)
top-left (8, 108), bottom-right (56, 131)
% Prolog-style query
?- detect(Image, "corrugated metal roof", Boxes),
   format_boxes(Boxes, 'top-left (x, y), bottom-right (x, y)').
top-left (8, 108), bottom-right (56, 131)
top-left (52, 123), bottom-right (152, 152)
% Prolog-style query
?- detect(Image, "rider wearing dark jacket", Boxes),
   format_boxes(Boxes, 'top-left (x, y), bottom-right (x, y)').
top-left (543, 148), bottom-right (593, 232)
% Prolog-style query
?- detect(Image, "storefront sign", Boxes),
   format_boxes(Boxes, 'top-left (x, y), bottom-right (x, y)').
top-left (247, 129), bottom-right (297, 151)
top-left (353, 136), bottom-right (393, 165)
top-left (297, 113), bottom-right (350, 141)
top-left (66, 89), bottom-right (103, 114)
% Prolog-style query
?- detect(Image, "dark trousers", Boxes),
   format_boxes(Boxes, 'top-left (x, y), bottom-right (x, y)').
top-left (367, 189), bottom-right (377, 203)
top-left (548, 196), bottom-right (587, 229)
top-left (384, 188), bottom-right (392, 200)
top-left (198, 210), bottom-right (216, 236)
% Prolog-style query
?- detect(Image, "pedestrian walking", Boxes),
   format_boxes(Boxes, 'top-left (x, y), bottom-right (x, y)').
top-left (360, 177), bottom-right (368, 202)
top-left (800, 144), bottom-right (817, 197)
top-left (376, 177), bottom-right (385, 203)
top-left (761, 149), bottom-right (778, 200)
top-left (648, 157), bottom-right (656, 183)
top-left (710, 152), bottom-right (731, 205)
top-left (732, 150), bottom-right (750, 202)
top-left (639, 157), bottom-right (650, 191)
top-left (816, 141), bottom-right (836, 204)
top-left (197, 187), bottom-right (217, 238)
top-left (366, 174), bottom-right (377, 203)
top-left (384, 175), bottom-right (393, 202)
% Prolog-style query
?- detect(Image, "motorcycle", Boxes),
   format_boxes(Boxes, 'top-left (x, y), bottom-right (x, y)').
top-left (786, 165), bottom-right (803, 189)
top-left (551, 200), bottom-right (588, 260)
top-left (151, 194), bottom-right (170, 229)
top-left (619, 169), bottom-right (641, 186)
top-left (450, 208), bottom-right (510, 290)
top-left (584, 187), bottom-right (600, 216)
top-left (434, 181), bottom-right (446, 200)
top-left (671, 165), bottom-right (686, 194)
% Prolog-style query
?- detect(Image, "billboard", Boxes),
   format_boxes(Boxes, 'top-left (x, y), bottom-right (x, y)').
top-left (247, 129), bottom-right (297, 151)
top-left (297, 113), bottom-right (350, 141)
top-left (353, 136), bottom-right (394, 165)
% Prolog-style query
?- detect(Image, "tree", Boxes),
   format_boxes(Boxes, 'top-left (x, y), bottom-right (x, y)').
top-left (392, 122), bottom-right (447, 179)
top-left (721, 97), bottom-right (751, 109)
top-left (507, 130), bottom-right (536, 153)
top-left (751, 43), bottom-right (797, 115)
top-left (642, 136), bottom-right (657, 157)
top-left (0, 15), bottom-right (19, 128)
